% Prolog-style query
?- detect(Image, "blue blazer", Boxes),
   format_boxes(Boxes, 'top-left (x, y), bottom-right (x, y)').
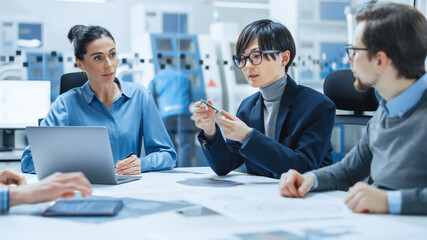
top-left (198, 76), bottom-right (335, 178)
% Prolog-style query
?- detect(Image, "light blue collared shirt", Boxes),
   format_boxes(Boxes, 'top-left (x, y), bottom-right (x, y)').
top-left (379, 73), bottom-right (427, 117)
top-left (0, 186), bottom-right (9, 214)
top-left (21, 78), bottom-right (177, 173)
top-left (310, 73), bottom-right (427, 214)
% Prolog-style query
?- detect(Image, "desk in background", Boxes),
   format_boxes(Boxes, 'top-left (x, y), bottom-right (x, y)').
top-left (0, 149), bottom-right (23, 161)
top-left (0, 129), bottom-right (26, 161)
top-left (2, 167), bottom-right (427, 240)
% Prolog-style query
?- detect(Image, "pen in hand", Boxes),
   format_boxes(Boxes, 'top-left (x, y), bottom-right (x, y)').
top-left (124, 151), bottom-right (134, 159)
top-left (116, 152), bottom-right (134, 166)
top-left (200, 99), bottom-right (223, 117)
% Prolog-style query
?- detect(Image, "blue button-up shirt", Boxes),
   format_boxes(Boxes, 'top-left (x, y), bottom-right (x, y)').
top-left (380, 73), bottom-right (427, 117)
top-left (309, 73), bottom-right (427, 214)
top-left (21, 78), bottom-right (177, 173)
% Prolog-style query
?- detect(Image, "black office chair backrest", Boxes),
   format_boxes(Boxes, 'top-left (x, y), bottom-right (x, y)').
top-left (38, 72), bottom-right (88, 125)
top-left (60, 72), bottom-right (88, 94)
top-left (323, 69), bottom-right (379, 125)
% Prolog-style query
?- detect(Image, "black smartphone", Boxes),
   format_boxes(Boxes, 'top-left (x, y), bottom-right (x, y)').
top-left (200, 99), bottom-right (223, 116)
top-left (42, 199), bottom-right (124, 217)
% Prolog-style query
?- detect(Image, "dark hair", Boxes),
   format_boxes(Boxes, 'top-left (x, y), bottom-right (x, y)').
top-left (356, 2), bottom-right (427, 79)
top-left (236, 19), bottom-right (296, 72)
top-left (67, 25), bottom-right (115, 60)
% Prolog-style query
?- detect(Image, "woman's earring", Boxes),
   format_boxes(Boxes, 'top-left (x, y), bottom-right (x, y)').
top-left (81, 70), bottom-right (85, 75)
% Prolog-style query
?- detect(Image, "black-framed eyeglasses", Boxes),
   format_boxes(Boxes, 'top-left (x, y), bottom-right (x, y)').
top-left (345, 44), bottom-right (369, 60)
top-left (233, 50), bottom-right (282, 68)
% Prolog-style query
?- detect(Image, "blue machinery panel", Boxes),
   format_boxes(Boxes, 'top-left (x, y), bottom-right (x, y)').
top-left (151, 34), bottom-right (206, 102)
top-left (320, 43), bottom-right (350, 79)
top-left (163, 13), bottom-right (188, 34)
top-left (18, 23), bottom-right (43, 48)
top-left (26, 52), bottom-right (64, 102)
top-left (320, 1), bottom-right (350, 21)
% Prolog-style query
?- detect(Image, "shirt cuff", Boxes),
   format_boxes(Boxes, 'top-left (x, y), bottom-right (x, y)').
top-left (204, 132), bottom-right (216, 144)
top-left (387, 190), bottom-right (402, 215)
top-left (304, 172), bottom-right (318, 191)
top-left (240, 128), bottom-right (253, 148)
top-left (0, 186), bottom-right (10, 214)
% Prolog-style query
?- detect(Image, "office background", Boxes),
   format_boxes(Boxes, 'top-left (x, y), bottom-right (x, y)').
top-left (0, 0), bottom-right (424, 167)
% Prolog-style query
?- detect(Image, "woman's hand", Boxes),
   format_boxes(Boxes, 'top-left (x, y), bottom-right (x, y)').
top-left (115, 154), bottom-right (141, 175)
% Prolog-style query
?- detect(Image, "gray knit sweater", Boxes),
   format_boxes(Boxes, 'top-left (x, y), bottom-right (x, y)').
top-left (311, 90), bottom-right (427, 215)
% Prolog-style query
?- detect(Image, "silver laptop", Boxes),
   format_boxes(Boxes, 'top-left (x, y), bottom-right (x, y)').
top-left (26, 126), bottom-right (142, 185)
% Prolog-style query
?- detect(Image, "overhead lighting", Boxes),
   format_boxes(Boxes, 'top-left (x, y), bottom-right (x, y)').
top-left (212, 1), bottom-right (269, 10)
top-left (57, 0), bottom-right (106, 3)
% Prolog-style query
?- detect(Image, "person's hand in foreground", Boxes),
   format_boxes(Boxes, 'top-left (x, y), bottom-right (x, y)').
top-left (278, 169), bottom-right (315, 198)
top-left (0, 169), bottom-right (26, 186)
top-left (279, 170), bottom-right (389, 214)
top-left (345, 181), bottom-right (389, 214)
top-left (9, 172), bottom-right (92, 207)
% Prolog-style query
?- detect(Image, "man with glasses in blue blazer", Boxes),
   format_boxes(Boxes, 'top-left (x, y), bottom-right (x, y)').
top-left (193, 19), bottom-right (335, 179)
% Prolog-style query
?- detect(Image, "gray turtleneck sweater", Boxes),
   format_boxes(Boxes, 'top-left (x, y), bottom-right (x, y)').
top-left (240, 75), bottom-right (287, 146)
top-left (260, 75), bottom-right (287, 140)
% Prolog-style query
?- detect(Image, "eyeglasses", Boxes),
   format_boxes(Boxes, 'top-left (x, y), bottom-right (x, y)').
top-left (345, 45), bottom-right (369, 60)
top-left (233, 50), bottom-right (282, 68)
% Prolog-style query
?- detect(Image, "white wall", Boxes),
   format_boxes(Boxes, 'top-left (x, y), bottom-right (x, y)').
top-left (0, 0), bottom-right (268, 54)
top-left (0, 0), bottom-right (130, 52)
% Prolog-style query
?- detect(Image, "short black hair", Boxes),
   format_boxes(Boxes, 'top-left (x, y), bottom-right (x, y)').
top-left (67, 25), bottom-right (115, 60)
top-left (356, 2), bottom-right (427, 79)
top-left (236, 19), bottom-right (296, 72)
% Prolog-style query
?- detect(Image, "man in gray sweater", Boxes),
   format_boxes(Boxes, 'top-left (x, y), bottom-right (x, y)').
top-left (278, 2), bottom-right (427, 215)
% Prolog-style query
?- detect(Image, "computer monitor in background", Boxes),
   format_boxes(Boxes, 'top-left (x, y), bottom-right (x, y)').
top-left (0, 80), bottom-right (51, 129)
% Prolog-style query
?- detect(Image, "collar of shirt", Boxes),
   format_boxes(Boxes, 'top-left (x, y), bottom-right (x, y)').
top-left (380, 73), bottom-right (427, 117)
top-left (81, 78), bottom-right (132, 104)
top-left (260, 74), bottom-right (288, 102)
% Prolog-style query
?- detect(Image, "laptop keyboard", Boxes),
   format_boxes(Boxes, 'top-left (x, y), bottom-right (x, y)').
top-left (116, 175), bottom-right (142, 184)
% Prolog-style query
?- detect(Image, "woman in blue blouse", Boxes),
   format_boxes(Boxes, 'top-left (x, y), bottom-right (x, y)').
top-left (21, 25), bottom-right (177, 174)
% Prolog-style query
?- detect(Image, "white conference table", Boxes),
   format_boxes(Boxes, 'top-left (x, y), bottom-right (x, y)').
top-left (2, 167), bottom-right (427, 240)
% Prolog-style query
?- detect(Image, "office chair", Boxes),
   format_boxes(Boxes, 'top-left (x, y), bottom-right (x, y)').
top-left (60, 72), bottom-right (88, 94)
top-left (323, 69), bottom-right (379, 162)
top-left (324, 69), bottom-right (378, 125)
top-left (39, 72), bottom-right (88, 126)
